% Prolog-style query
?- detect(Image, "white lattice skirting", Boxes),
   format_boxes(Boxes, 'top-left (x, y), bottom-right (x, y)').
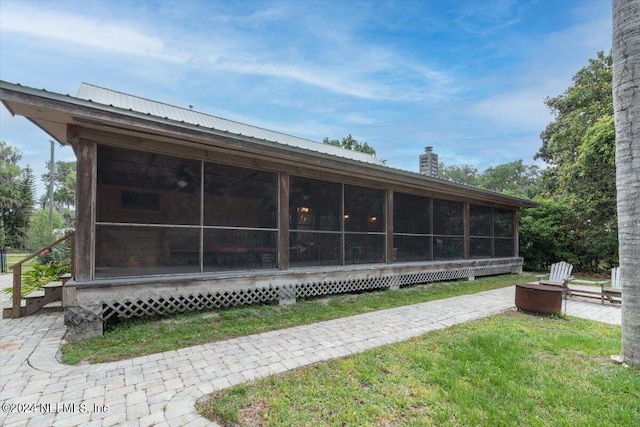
top-left (64, 258), bottom-right (522, 337)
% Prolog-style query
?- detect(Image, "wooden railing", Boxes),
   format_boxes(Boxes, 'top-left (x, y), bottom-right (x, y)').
top-left (8, 231), bottom-right (75, 318)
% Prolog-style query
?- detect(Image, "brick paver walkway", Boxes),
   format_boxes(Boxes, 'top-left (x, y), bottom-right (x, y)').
top-left (0, 274), bottom-right (621, 426)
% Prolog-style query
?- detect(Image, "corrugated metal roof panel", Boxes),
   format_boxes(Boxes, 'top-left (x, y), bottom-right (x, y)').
top-left (76, 83), bottom-right (383, 165)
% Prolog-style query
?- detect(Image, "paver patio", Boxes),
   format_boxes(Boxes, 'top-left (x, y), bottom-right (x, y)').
top-left (0, 274), bottom-right (621, 426)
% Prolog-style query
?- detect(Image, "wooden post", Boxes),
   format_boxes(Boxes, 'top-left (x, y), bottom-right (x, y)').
top-left (386, 190), bottom-right (394, 263)
top-left (463, 202), bottom-right (470, 260)
top-left (278, 173), bottom-right (290, 270)
top-left (49, 140), bottom-right (55, 229)
top-left (513, 209), bottom-right (519, 258)
top-left (70, 234), bottom-right (76, 277)
top-left (12, 263), bottom-right (22, 318)
top-left (490, 207), bottom-right (495, 258)
top-left (73, 139), bottom-right (97, 281)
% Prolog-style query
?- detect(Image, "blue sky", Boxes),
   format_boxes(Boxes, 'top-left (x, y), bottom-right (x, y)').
top-left (0, 0), bottom-right (612, 197)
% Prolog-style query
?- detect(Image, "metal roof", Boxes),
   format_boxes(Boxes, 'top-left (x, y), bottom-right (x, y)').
top-left (76, 83), bottom-right (384, 166)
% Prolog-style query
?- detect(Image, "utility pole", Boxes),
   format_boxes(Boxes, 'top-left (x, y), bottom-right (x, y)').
top-left (49, 140), bottom-right (55, 229)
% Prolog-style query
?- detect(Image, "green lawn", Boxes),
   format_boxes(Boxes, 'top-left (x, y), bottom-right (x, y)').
top-left (5, 253), bottom-right (35, 272)
top-left (197, 312), bottom-right (638, 426)
top-left (60, 273), bottom-right (535, 365)
top-left (2, 254), bottom-right (40, 296)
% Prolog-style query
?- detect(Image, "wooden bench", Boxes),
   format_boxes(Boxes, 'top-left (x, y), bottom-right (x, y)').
top-left (566, 267), bottom-right (621, 305)
top-left (601, 267), bottom-right (621, 304)
top-left (566, 280), bottom-right (608, 303)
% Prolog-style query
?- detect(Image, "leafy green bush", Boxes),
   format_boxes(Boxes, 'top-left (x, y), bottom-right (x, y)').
top-left (38, 244), bottom-right (71, 273)
top-left (19, 262), bottom-right (65, 296)
top-left (519, 198), bottom-right (575, 271)
top-left (25, 209), bottom-right (64, 252)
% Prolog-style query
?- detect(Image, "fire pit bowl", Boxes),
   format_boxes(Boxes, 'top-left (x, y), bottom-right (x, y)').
top-left (515, 283), bottom-right (563, 315)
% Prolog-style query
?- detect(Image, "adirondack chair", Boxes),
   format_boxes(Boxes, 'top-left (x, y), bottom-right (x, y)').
top-left (536, 261), bottom-right (574, 287)
top-left (601, 267), bottom-right (622, 304)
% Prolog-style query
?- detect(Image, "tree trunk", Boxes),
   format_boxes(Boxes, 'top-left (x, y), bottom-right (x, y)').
top-left (613, 0), bottom-right (640, 367)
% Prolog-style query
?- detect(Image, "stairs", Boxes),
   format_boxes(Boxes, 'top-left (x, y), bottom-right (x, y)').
top-left (2, 273), bottom-right (71, 318)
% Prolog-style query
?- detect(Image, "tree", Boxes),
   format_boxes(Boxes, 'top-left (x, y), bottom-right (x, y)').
top-left (519, 198), bottom-right (575, 271)
top-left (437, 160), bottom-right (540, 198)
top-left (535, 52), bottom-right (618, 272)
top-left (438, 164), bottom-right (479, 186)
top-left (612, 0), bottom-right (640, 367)
top-left (323, 134), bottom-right (377, 156)
top-left (537, 51), bottom-right (613, 171)
top-left (0, 141), bottom-right (22, 209)
top-left (1, 141), bottom-right (26, 247)
top-left (537, 51), bottom-right (613, 201)
top-left (40, 160), bottom-right (76, 227)
top-left (2, 166), bottom-right (36, 249)
top-left (569, 115), bottom-right (618, 270)
top-left (41, 160), bottom-right (76, 210)
top-left (479, 160), bottom-right (541, 199)
top-left (572, 115), bottom-right (616, 206)
top-left (26, 209), bottom-right (64, 251)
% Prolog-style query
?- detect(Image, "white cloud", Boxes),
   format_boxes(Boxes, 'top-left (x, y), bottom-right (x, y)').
top-left (0, 0), bottom-right (612, 179)
top-left (453, 0), bottom-right (526, 35)
top-left (240, 6), bottom-right (287, 26)
top-left (0, 2), bottom-right (456, 103)
top-left (197, 51), bottom-right (454, 102)
top-left (0, 4), bottom-right (189, 62)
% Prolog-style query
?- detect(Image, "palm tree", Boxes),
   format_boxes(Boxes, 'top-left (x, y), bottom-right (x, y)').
top-left (613, 0), bottom-right (640, 367)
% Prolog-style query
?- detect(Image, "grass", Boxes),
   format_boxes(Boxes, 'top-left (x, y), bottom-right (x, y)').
top-left (2, 254), bottom-right (37, 276)
top-left (2, 253), bottom-right (54, 297)
top-left (60, 273), bottom-right (534, 365)
top-left (1, 254), bottom-right (37, 295)
top-left (197, 312), bottom-right (638, 427)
